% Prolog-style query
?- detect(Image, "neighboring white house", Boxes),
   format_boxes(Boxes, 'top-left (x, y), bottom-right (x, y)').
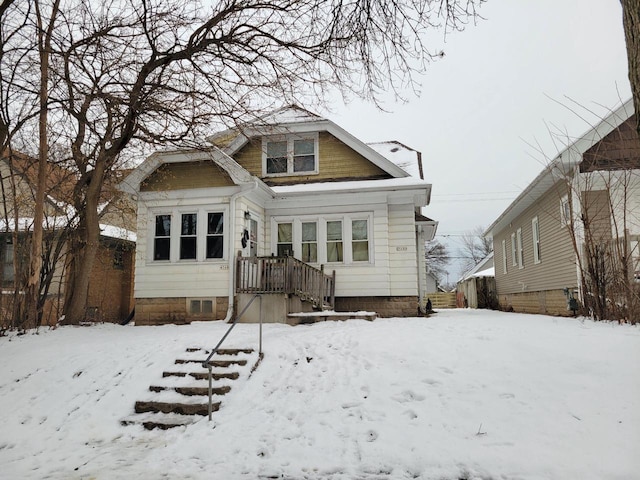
top-left (120, 106), bottom-right (438, 324)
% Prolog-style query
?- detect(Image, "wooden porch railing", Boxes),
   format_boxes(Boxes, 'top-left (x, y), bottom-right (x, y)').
top-left (236, 256), bottom-right (335, 310)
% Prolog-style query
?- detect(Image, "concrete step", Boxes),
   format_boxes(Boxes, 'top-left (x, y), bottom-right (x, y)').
top-left (175, 358), bottom-right (248, 367)
top-left (162, 371), bottom-right (240, 380)
top-left (135, 400), bottom-right (219, 416)
top-left (149, 385), bottom-right (231, 396)
top-left (185, 347), bottom-right (254, 355)
top-left (121, 412), bottom-right (200, 430)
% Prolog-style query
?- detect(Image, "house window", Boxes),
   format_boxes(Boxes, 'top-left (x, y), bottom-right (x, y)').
top-left (277, 223), bottom-right (293, 256)
top-left (2, 238), bottom-right (14, 282)
top-left (532, 216), bottom-right (541, 264)
top-left (501, 239), bottom-right (507, 274)
top-left (516, 227), bottom-right (524, 269)
top-left (511, 233), bottom-right (517, 267)
top-left (266, 140), bottom-right (288, 174)
top-left (326, 220), bottom-right (343, 262)
top-left (249, 218), bottom-right (258, 257)
top-left (301, 222), bottom-right (317, 262)
top-left (263, 134), bottom-right (318, 176)
top-left (154, 214), bottom-right (171, 260)
top-left (114, 246), bottom-right (124, 269)
top-left (180, 213), bottom-right (197, 260)
top-left (206, 212), bottom-right (224, 259)
top-left (560, 195), bottom-right (571, 226)
top-left (189, 299), bottom-right (214, 315)
top-left (351, 219), bottom-right (369, 262)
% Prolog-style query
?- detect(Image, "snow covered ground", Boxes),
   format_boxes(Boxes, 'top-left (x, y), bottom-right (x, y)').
top-left (0, 309), bottom-right (638, 480)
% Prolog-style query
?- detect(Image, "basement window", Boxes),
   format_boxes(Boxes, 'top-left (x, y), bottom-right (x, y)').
top-left (189, 299), bottom-right (214, 316)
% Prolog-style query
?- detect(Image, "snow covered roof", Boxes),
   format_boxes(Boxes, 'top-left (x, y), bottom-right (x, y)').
top-left (458, 252), bottom-right (495, 282)
top-left (99, 224), bottom-right (137, 242)
top-left (368, 141), bottom-right (423, 179)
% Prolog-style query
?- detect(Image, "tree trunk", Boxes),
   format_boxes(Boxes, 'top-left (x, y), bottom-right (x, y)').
top-left (622, 0), bottom-right (640, 136)
top-left (63, 168), bottom-right (104, 324)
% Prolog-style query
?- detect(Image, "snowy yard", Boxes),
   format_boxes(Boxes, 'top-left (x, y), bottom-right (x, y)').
top-left (0, 309), bottom-right (638, 480)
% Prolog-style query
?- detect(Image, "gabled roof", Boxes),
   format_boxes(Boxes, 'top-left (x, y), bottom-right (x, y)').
top-left (210, 105), bottom-right (410, 179)
top-left (459, 252), bottom-right (495, 282)
top-left (119, 147), bottom-right (253, 195)
top-left (485, 99), bottom-right (635, 238)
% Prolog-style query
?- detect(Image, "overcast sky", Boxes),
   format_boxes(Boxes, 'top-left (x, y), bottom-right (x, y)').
top-left (319, 0), bottom-right (631, 280)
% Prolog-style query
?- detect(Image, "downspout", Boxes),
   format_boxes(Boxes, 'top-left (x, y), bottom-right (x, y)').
top-left (223, 180), bottom-right (259, 322)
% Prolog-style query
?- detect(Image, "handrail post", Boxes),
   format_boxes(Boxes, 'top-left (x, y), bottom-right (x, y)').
top-left (259, 294), bottom-right (263, 356)
top-left (207, 364), bottom-right (213, 421)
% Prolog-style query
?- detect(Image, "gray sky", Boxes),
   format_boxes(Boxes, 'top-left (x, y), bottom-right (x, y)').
top-left (321, 0), bottom-right (631, 280)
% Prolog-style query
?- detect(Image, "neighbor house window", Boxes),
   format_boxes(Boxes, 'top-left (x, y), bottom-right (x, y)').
top-left (2, 238), bottom-right (14, 282)
top-left (532, 216), bottom-right (541, 264)
top-left (180, 213), bottom-right (197, 260)
top-left (277, 223), bottom-right (293, 256)
top-left (326, 220), bottom-right (343, 262)
top-left (516, 227), bottom-right (524, 269)
top-left (263, 134), bottom-right (318, 176)
top-left (154, 214), bottom-right (171, 260)
top-left (501, 239), bottom-right (507, 274)
top-left (351, 219), bottom-right (369, 262)
top-left (301, 222), bottom-right (317, 262)
top-left (560, 195), bottom-right (571, 226)
top-left (511, 233), bottom-right (517, 267)
top-left (206, 212), bottom-right (224, 259)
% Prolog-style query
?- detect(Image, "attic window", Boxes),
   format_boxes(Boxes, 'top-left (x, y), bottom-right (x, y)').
top-left (263, 133), bottom-right (318, 177)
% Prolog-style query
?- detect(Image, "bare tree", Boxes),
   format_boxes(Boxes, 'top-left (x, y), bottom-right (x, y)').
top-left (459, 225), bottom-right (492, 273)
top-left (2, 0), bottom-right (484, 325)
top-left (424, 239), bottom-right (449, 284)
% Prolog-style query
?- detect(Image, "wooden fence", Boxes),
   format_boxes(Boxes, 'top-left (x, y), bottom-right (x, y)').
top-left (422, 292), bottom-right (457, 309)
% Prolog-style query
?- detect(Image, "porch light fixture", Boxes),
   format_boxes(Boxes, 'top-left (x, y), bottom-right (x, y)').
top-left (244, 211), bottom-right (251, 220)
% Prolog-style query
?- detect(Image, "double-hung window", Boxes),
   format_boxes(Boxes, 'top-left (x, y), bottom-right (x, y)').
top-left (511, 233), bottom-right (517, 267)
top-left (206, 212), bottom-right (224, 259)
top-left (326, 220), bottom-right (343, 262)
top-left (277, 223), bottom-right (293, 256)
top-left (154, 214), bottom-right (171, 261)
top-left (301, 222), bottom-right (317, 262)
top-left (264, 134), bottom-right (318, 176)
top-left (516, 227), bottom-right (524, 269)
top-left (351, 219), bottom-right (369, 262)
top-left (560, 195), bottom-right (571, 226)
top-left (501, 239), bottom-right (507, 274)
top-left (180, 213), bottom-right (197, 260)
top-left (532, 216), bottom-right (541, 264)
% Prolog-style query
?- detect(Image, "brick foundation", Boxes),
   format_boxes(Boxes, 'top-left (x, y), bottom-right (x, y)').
top-left (135, 296), bottom-right (229, 326)
top-left (498, 289), bottom-right (575, 316)
top-left (334, 296), bottom-right (419, 318)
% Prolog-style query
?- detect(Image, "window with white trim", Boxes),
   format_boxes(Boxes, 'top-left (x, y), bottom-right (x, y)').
top-left (277, 222), bottom-right (293, 256)
top-left (532, 216), bottom-right (541, 264)
top-left (154, 214), bottom-right (171, 261)
top-left (272, 214), bottom-right (372, 265)
top-left (516, 227), bottom-right (524, 269)
top-left (511, 232), bottom-right (517, 267)
top-left (150, 209), bottom-right (226, 263)
top-left (180, 213), bottom-right (197, 260)
top-left (263, 134), bottom-right (318, 176)
top-left (301, 222), bottom-right (317, 262)
top-left (351, 219), bottom-right (369, 262)
top-left (326, 220), bottom-right (344, 262)
top-left (501, 239), bottom-right (507, 274)
top-left (206, 212), bottom-right (224, 259)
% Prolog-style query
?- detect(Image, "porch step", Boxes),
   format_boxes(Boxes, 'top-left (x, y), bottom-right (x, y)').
top-left (149, 385), bottom-right (231, 396)
top-left (122, 346), bottom-right (259, 430)
top-left (287, 311), bottom-right (377, 325)
top-left (175, 358), bottom-right (248, 367)
top-left (135, 400), bottom-right (218, 416)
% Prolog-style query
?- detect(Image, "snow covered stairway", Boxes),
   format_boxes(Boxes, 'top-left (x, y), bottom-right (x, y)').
top-left (121, 347), bottom-right (257, 430)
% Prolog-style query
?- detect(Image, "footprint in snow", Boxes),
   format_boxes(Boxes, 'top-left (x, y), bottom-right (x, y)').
top-left (366, 430), bottom-right (378, 442)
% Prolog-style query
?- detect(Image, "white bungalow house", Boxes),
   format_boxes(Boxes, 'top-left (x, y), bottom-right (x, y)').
top-left (119, 106), bottom-right (438, 325)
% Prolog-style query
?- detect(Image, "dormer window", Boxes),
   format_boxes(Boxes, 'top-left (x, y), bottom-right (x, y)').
top-left (263, 133), bottom-right (318, 176)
